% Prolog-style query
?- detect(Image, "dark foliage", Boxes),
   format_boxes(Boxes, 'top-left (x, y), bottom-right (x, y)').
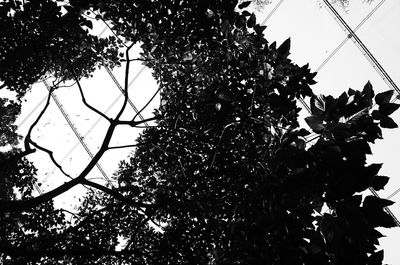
top-left (0, 0), bottom-right (396, 264)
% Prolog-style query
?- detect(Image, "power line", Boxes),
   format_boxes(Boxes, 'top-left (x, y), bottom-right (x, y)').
top-left (322, 0), bottom-right (399, 95)
top-left (261, 0), bottom-right (284, 25)
top-left (104, 65), bottom-right (149, 126)
top-left (317, 0), bottom-right (400, 226)
top-left (316, 0), bottom-right (386, 72)
top-left (43, 80), bottom-right (113, 186)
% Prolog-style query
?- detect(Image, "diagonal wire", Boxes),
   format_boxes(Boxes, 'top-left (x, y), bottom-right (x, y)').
top-left (322, 0), bottom-right (399, 95)
top-left (260, 0), bottom-right (285, 25)
top-left (104, 65), bottom-right (149, 126)
top-left (317, 0), bottom-right (400, 226)
top-left (316, 0), bottom-right (386, 72)
top-left (43, 80), bottom-right (113, 186)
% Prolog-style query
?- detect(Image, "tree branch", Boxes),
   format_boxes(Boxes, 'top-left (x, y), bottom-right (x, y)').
top-left (24, 84), bottom-right (53, 152)
top-left (0, 119), bottom-right (118, 213)
top-left (117, 115), bottom-right (160, 127)
top-left (107, 142), bottom-right (148, 150)
top-left (115, 46), bottom-right (132, 120)
top-left (29, 139), bottom-right (72, 179)
top-left (131, 86), bottom-right (162, 123)
top-left (81, 179), bottom-right (153, 208)
top-left (74, 74), bottom-right (111, 122)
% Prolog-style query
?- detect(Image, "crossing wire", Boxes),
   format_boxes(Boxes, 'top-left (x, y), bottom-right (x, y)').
top-left (322, 0), bottom-right (400, 95)
top-left (317, 0), bottom-right (400, 226)
top-left (104, 65), bottom-right (149, 127)
top-left (43, 80), bottom-right (113, 186)
top-left (316, 0), bottom-right (386, 72)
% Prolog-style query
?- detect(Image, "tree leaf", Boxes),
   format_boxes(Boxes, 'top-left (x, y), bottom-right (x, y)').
top-left (367, 250), bottom-right (383, 265)
top-left (371, 110), bottom-right (385, 120)
top-left (247, 13), bottom-right (256, 28)
top-left (241, 10), bottom-right (251, 16)
top-left (375, 90), bottom-right (393, 105)
top-left (362, 81), bottom-right (374, 106)
top-left (277, 38), bottom-right (291, 59)
top-left (378, 102), bottom-right (400, 116)
top-left (371, 175), bottom-right (389, 191)
top-left (238, 1), bottom-right (252, 9)
top-left (380, 115), bottom-right (398, 129)
top-left (305, 115), bottom-right (324, 132)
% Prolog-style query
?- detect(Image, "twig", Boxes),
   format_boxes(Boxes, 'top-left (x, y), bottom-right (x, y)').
top-left (74, 74), bottom-right (111, 121)
top-left (24, 84), bottom-right (54, 152)
top-left (115, 46), bottom-right (133, 120)
top-left (107, 142), bottom-right (149, 150)
top-left (29, 139), bottom-right (72, 180)
top-left (131, 86), bottom-right (162, 123)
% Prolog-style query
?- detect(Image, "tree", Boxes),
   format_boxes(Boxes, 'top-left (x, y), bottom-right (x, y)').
top-left (244, 0), bottom-right (375, 10)
top-left (0, 0), bottom-right (397, 264)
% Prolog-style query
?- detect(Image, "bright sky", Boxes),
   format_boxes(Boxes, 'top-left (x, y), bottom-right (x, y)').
top-left (10, 0), bottom-right (400, 263)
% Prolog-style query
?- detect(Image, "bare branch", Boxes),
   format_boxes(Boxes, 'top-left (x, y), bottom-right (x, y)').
top-left (107, 142), bottom-right (148, 150)
top-left (132, 86), bottom-right (162, 123)
top-left (117, 115), bottom-right (160, 127)
top-left (115, 47), bottom-right (133, 120)
top-left (74, 75), bottom-right (111, 122)
top-left (0, 119), bottom-right (118, 213)
top-left (24, 83), bottom-right (53, 152)
top-left (29, 139), bottom-right (72, 180)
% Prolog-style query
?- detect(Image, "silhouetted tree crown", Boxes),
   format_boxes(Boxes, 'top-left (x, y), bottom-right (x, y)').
top-left (0, 0), bottom-right (397, 264)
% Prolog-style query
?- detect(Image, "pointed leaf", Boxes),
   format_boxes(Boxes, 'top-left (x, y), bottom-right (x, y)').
top-left (305, 115), bottom-right (324, 132)
top-left (371, 110), bottom-right (385, 120)
top-left (238, 1), bottom-right (252, 9)
top-left (378, 102), bottom-right (400, 116)
top-left (277, 38), bottom-right (291, 59)
top-left (363, 81), bottom-right (374, 106)
top-left (380, 115), bottom-right (398, 128)
top-left (247, 13), bottom-right (256, 28)
top-left (372, 175), bottom-right (389, 191)
top-left (375, 90), bottom-right (393, 105)
top-left (241, 10), bottom-right (251, 16)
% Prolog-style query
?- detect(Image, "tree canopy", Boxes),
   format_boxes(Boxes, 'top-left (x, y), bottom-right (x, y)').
top-left (0, 0), bottom-right (398, 264)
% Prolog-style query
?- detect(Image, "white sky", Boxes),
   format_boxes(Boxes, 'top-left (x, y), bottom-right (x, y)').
top-left (9, 0), bottom-right (400, 263)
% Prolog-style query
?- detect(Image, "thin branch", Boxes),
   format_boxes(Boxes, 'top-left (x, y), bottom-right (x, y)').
top-left (118, 115), bottom-right (160, 127)
top-left (74, 74), bottom-right (111, 122)
top-left (115, 46), bottom-right (132, 120)
top-left (24, 84), bottom-right (53, 152)
top-left (132, 86), bottom-right (162, 123)
top-left (107, 142), bottom-right (149, 150)
top-left (0, 119), bottom-right (118, 213)
top-left (29, 139), bottom-right (72, 180)
top-left (81, 179), bottom-right (154, 209)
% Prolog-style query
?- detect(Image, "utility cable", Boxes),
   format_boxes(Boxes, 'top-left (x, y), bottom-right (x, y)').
top-left (316, 0), bottom-right (386, 72)
top-left (43, 80), bottom-right (113, 186)
top-left (104, 65), bottom-right (149, 126)
top-left (320, 0), bottom-right (400, 226)
top-left (261, 0), bottom-right (285, 25)
top-left (322, 0), bottom-right (399, 95)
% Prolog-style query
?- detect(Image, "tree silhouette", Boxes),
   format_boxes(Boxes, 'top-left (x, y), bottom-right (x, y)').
top-left (0, 0), bottom-right (397, 264)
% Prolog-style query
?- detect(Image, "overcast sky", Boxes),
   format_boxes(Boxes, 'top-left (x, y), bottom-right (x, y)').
top-left (11, 0), bottom-right (400, 263)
